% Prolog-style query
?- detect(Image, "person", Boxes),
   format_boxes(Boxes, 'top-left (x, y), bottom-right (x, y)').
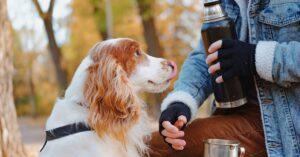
top-left (149, 0), bottom-right (300, 157)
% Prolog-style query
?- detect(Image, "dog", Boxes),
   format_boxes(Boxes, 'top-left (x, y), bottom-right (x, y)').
top-left (39, 38), bottom-right (177, 157)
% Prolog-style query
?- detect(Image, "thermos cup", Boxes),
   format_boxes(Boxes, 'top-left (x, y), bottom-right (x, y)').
top-left (201, 0), bottom-right (247, 108)
top-left (204, 139), bottom-right (245, 157)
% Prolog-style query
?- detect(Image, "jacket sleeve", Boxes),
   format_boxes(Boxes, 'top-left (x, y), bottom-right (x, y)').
top-left (255, 41), bottom-right (300, 87)
top-left (161, 39), bottom-right (213, 119)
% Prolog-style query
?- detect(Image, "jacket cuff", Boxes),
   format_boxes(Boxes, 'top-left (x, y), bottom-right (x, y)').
top-left (161, 91), bottom-right (198, 119)
top-left (255, 41), bottom-right (277, 82)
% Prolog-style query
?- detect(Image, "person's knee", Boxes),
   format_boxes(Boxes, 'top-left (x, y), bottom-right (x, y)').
top-left (149, 131), bottom-right (164, 147)
top-left (183, 117), bottom-right (235, 148)
top-left (148, 131), bottom-right (172, 157)
top-left (183, 118), bottom-right (212, 148)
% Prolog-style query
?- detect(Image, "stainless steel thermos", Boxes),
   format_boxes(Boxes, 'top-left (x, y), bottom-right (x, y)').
top-left (201, 0), bottom-right (247, 108)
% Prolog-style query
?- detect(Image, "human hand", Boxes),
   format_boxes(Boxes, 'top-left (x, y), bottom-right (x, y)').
top-left (159, 102), bottom-right (191, 150)
top-left (205, 39), bottom-right (257, 83)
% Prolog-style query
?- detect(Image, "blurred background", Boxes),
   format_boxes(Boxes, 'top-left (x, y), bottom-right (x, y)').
top-left (2, 0), bottom-right (212, 156)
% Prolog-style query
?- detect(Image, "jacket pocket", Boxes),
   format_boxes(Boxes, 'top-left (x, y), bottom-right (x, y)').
top-left (258, 3), bottom-right (300, 42)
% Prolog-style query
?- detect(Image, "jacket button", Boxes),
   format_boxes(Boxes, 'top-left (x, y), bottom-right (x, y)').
top-left (262, 99), bottom-right (273, 104)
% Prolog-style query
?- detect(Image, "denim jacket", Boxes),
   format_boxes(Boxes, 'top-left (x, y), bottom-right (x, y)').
top-left (160, 0), bottom-right (300, 157)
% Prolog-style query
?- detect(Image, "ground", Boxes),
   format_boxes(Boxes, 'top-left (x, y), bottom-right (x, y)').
top-left (19, 117), bottom-right (45, 157)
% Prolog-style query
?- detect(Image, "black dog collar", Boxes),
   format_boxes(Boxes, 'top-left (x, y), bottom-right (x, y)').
top-left (40, 122), bottom-right (92, 152)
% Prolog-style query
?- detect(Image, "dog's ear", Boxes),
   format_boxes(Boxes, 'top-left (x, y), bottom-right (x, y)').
top-left (84, 55), bottom-right (140, 143)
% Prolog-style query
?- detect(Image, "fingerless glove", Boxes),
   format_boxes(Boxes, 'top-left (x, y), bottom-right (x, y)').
top-left (159, 102), bottom-right (191, 134)
top-left (218, 39), bottom-right (256, 81)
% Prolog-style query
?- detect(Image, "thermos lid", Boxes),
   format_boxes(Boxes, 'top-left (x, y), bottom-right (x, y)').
top-left (204, 0), bottom-right (220, 6)
top-left (203, 0), bottom-right (226, 21)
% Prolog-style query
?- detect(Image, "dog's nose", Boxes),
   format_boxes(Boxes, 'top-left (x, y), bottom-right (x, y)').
top-left (167, 61), bottom-right (176, 71)
top-left (161, 60), bottom-right (177, 72)
top-left (166, 61), bottom-right (177, 80)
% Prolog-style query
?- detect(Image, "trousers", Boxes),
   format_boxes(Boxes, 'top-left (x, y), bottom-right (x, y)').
top-left (149, 104), bottom-right (267, 157)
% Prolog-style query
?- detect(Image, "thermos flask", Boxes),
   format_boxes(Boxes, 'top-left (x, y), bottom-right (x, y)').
top-left (201, 0), bottom-right (247, 108)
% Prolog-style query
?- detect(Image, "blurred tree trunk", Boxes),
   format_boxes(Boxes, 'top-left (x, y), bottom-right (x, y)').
top-left (136, 0), bottom-right (163, 57)
top-left (32, 0), bottom-right (68, 91)
top-left (104, 0), bottom-right (113, 38)
top-left (136, 0), bottom-right (164, 119)
top-left (27, 62), bottom-right (37, 117)
top-left (0, 0), bottom-right (27, 156)
top-left (90, 0), bottom-right (112, 40)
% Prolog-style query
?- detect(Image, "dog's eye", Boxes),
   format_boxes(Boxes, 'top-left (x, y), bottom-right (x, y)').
top-left (135, 50), bottom-right (141, 57)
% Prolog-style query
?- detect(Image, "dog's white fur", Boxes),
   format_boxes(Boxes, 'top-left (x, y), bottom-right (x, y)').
top-left (39, 38), bottom-right (175, 157)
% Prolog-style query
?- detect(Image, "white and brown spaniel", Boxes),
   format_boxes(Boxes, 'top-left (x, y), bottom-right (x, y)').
top-left (39, 38), bottom-right (177, 157)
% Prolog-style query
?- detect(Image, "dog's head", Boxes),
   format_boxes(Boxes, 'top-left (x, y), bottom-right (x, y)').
top-left (65, 38), bottom-right (177, 142)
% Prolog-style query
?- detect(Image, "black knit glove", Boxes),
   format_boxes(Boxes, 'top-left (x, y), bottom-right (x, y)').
top-left (216, 39), bottom-right (256, 81)
top-left (159, 102), bottom-right (191, 135)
